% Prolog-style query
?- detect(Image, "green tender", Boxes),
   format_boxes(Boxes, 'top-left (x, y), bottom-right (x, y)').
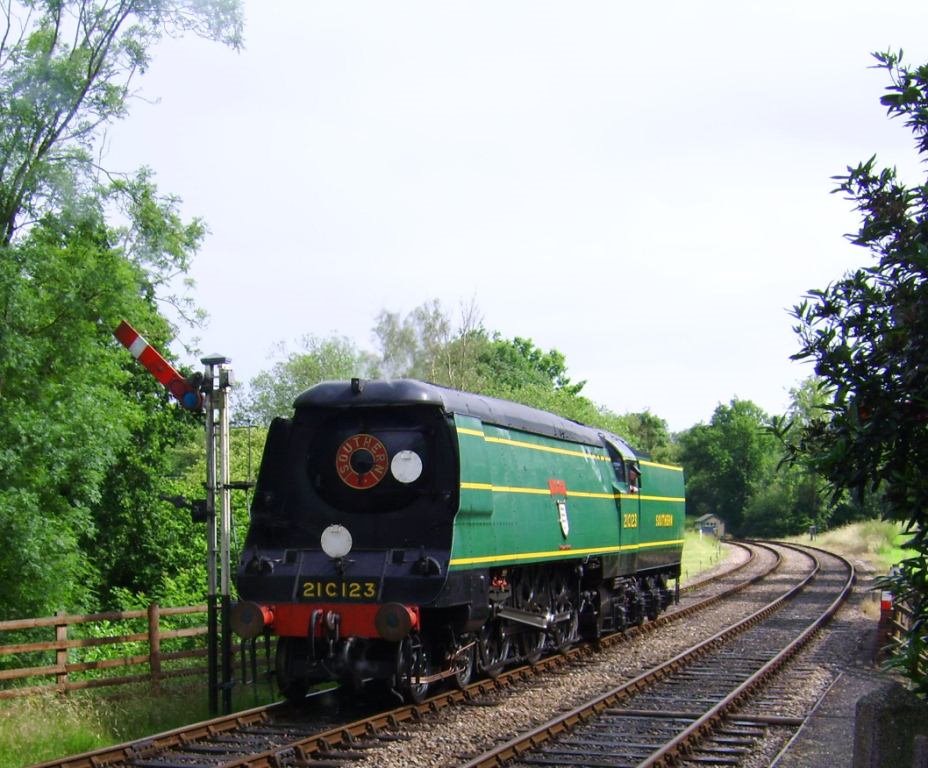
top-left (449, 413), bottom-right (685, 572)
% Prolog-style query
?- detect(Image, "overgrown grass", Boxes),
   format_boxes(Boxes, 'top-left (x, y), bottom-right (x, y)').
top-left (0, 679), bottom-right (277, 768)
top-left (781, 519), bottom-right (917, 620)
top-left (784, 519), bottom-right (916, 573)
top-left (676, 518), bottom-right (917, 583)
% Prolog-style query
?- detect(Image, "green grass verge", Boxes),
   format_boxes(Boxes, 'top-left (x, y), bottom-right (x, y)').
top-left (681, 527), bottom-right (727, 584)
top-left (0, 679), bottom-right (277, 768)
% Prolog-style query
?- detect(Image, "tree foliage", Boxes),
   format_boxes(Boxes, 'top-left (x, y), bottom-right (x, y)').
top-left (610, 410), bottom-right (676, 463)
top-left (0, 0), bottom-right (242, 245)
top-left (678, 399), bottom-right (778, 535)
top-left (0, 0), bottom-right (243, 618)
top-left (0, 208), bottom-right (203, 615)
top-left (239, 335), bottom-right (378, 425)
top-left (784, 50), bottom-right (928, 694)
top-left (372, 298), bottom-right (486, 389)
top-left (677, 386), bottom-right (848, 538)
top-left (373, 299), bottom-right (451, 381)
top-left (472, 335), bottom-right (585, 397)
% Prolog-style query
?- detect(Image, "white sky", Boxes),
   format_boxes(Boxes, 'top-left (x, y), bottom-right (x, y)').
top-left (104, 1), bottom-right (928, 432)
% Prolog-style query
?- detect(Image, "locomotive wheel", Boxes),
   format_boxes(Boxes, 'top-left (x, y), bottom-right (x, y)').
top-left (513, 567), bottom-right (546, 663)
top-left (451, 640), bottom-right (475, 689)
top-left (396, 634), bottom-right (431, 704)
top-left (477, 620), bottom-right (510, 678)
top-left (646, 577), bottom-right (662, 621)
top-left (518, 626), bottom-right (546, 663)
top-left (275, 637), bottom-right (309, 701)
top-left (551, 573), bottom-right (580, 651)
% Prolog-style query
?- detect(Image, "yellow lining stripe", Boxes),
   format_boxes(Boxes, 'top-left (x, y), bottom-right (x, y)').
top-left (564, 490), bottom-right (615, 500)
top-left (484, 435), bottom-right (607, 461)
top-left (457, 426), bottom-right (607, 461)
top-left (449, 538), bottom-right (685, 566)
top-left (460, 482), bottom-right (684, 504)
top-left (456, 427), bottom-right (486, 437)
top-left (640, 459), bottom-right (685, 472)
top-left (457, 424), bottom-right (684, 472)
top-left (486, 485), bottom-right (550, 496)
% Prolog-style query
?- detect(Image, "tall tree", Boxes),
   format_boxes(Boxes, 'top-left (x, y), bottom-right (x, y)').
top-left (240, 335), bottom-right (378, 426)
top-left (613, 410), bottom-right (676, 462)
top-left (747, 377), bottom-right (833, 535)
top-left (0, 0), bottom-right (243, 617)
top-left (786, 51), bottom-right (928, 694)
top-left (0, 209), bottom-right (203, 614)
top-left (0, 0), bottom-right (242, 245)
top-left (474, 335), bottom-right (586, 398)
top-left (678, 399), bottom-right (777, 535)
top-left (371, 298), bottom-right (489, 389)
top-left (377, 299), bottom-right (451, 380)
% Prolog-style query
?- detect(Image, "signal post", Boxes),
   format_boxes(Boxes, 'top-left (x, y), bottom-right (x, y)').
top-left (201, 354), bottom-right (235, 715)
top-left (115, 321), bottom-right (237, 715)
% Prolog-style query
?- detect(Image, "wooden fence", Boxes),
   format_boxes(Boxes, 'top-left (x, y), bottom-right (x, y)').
top-left (0, 604), bottom-right (215, 698)
top-left (887, 598), bottom-right (928, 681)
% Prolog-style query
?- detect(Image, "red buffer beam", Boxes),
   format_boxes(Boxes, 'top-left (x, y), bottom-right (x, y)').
top-left (114, 320), bottom-right (203, 410)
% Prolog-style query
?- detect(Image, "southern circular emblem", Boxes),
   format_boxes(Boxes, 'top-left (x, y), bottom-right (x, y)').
top-left (336, 433), bottom-right (388, 489)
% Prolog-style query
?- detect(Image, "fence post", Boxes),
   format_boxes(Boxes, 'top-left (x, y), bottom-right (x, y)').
top-left (148, 603), bottom-right (161, 692)
top-left (55, 611), bottom-right (68, 691)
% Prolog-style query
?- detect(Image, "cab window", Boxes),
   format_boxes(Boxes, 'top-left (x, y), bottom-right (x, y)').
top-left (603, 441), bottom-right (626, 484)
top-left (627, 462), bottom-right (642, 491)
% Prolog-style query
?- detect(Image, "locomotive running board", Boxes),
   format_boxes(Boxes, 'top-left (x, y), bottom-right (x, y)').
top-left (496, 607), bottom-right (571, 631)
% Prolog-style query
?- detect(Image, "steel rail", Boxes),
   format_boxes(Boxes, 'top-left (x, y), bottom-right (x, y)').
top-left (640, 545), bottom-right (855, 767)
top-left (30, 703), bottom-right (285, 768)
top-left (29, 541), bottom-right (773, 768)
top-left (678, 540), bottom-right (755, 594)
top-left (228, 541), bottom-right (782, 768)
top-left (458, 543), bottom-right (852, 768)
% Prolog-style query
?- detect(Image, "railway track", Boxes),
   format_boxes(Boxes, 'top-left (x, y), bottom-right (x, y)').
top-left (32, 541), bottom-right (794, 768)
top-left (461, 543), bottom-right (853, 768)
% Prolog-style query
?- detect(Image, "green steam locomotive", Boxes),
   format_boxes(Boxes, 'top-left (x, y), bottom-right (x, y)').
top-left (233, 379), bottom-right (685, 701)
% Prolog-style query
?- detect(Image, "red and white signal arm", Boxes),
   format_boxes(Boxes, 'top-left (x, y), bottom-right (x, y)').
top-left (114, 320), bottom-right (202, 410)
